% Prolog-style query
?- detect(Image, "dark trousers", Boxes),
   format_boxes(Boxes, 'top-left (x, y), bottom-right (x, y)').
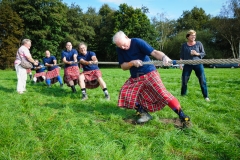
top-left (181, 64), bottom-right (208, 98)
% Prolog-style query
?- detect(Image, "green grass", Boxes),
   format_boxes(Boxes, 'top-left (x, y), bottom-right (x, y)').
top-left (0, 68), bottom-right (240, 159)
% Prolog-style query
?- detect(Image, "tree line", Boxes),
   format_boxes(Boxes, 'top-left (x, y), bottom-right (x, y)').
top-left (0, 0), bottom-right (239, 69)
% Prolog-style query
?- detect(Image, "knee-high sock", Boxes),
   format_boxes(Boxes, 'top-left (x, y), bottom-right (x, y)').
top-left (135, 102), bottom-right (146, 113)
top-left (46, 79), bottom-right (51, 86)
top-left (168, 98), bottom-right (185, 118)
top-left (57, 75), bottom-right (63, 84)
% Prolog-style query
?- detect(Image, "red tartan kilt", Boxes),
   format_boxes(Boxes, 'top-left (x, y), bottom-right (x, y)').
top-left (118, 70), bottom-right (174, 112)
top-left (63, 66), bottom-right (80, 86)
top-left (34, 72), bottom-right (46, 78)
top-left (83, 70), bottom-right (102, 89)
top-left (46, 68), bottom-right (60, 79)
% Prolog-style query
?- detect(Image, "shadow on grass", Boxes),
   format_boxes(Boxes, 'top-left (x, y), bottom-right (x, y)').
top-left (0, 84), bottom-right (15, 93)
top-left (28, 82), bottom-right (71, 98)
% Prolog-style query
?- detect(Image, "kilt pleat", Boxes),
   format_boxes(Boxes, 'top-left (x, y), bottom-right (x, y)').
top-left (83, 70), bottom-right (101, 89)
top-left (63, 66), bottom-right (80, 86)
top-left (46, 68), bottom-right (60, 84)
top-left (118, 70), bottom-right (174, 112)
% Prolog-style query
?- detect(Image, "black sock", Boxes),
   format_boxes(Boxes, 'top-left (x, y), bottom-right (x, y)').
top-left (71, 85), bottom-right (76, 92)
top-left (173, 108), bottom-right (185, 118)
top-left (135, 102), bottom-right (146, 113)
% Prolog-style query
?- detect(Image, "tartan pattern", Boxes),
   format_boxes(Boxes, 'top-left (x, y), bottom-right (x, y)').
top-left (46, 67), bottom-right (60, 83)
top-left (83, 70), bottom-right (102, 89)
top-left (118, 70), bottom-right (174, 112)
top-left (34, 72), bottom-right (46, 82)
top-left (34, 72), bottom-right (46, 78)
top-left (63, 66), bottom-right (80, 86)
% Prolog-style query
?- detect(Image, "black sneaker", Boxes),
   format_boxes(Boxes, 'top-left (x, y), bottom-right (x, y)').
top-left (60, 84), bottom-right (63, 88)
top-left (136, 112), bottom-right (153, 124)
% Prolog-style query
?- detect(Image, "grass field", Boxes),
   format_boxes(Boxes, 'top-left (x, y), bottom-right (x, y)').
top-left (0, 68), bottom-right (240, 159)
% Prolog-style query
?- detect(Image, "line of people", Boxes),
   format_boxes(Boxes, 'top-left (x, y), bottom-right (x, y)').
top-left (15, 40), bottom-right (110, 100)
top-left (14, 30), bottom-right (210, 125)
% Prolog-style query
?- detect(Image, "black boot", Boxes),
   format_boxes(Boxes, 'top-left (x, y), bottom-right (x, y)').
top-left (174, 109), bottom-right (190, 122)
top-left (174, 109), bottom-right (190, 128)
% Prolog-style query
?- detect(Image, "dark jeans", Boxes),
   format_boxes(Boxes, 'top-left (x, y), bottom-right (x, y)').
top-left (181, 64), bottom-right (208, 98)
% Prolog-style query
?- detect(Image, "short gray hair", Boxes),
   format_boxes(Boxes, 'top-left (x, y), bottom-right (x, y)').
top-left (112, 31), bottom-right (126, 44)
top-left (78, 42), bottom-right (87, 49)
top-left (21, 39), bottom-right (31, 45)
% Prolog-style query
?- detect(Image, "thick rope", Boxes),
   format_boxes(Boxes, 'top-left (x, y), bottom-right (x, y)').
top-left (36, 59), bottom-right (240, 68)
top-left (97, 59), bottom-right (240, 66)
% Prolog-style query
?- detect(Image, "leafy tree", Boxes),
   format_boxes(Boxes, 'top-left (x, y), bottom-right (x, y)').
top-left (64, 4), bottom-right (95, 48)
top-left (0, 1), bottom-right (24, 69)
top-left (211, 0), bottom-right (240, 58)
top-left (163, 31), bottom-right (186, 59)
top-left (151, 12), bottom-right (177, 51)
top-left (11, 0), bottom-right (69, 61)
top-left (176, 7), bottom-right (211, 31)
top-left (81, 7), bottom-right (101, 50)
top-left (96, 4), bottom-right (116, 61)
top-left (113, 4), bottom-right (157, 49)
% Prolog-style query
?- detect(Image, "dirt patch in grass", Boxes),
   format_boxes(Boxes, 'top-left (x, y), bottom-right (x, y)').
top-left (124, 116), bottom-right (192, 129)
top-left (159, 118), bottom-right (192, 129)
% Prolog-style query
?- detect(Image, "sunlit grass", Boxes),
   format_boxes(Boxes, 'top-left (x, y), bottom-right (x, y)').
top-left (0, 68), bottom-right (239, 159)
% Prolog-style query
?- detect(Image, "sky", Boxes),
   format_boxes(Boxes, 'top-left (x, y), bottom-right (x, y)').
top-left (62, 0), bottom-right (228, 20)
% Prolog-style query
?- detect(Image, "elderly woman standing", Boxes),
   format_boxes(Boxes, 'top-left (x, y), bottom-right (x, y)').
top-left (180, 30), bottom-right (210, 101)
top-left (14, 39), bottom-right (37, 94)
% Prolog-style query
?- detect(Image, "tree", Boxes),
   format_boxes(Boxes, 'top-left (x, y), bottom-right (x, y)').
top-left (64, 4), bottom-right (95, 48)
top-left (176, 7), bottom-right (211, 31)
top-left (151, 12), bottom-right (177, 51)
top-left (81, 6), bottom-right (101, 50)
top-left (96, 4), bottom-right (116, 61)
top-left (0, 1), bottom-right (24, 69)
top-left (11, 0), bottom-right (69, 61)
top-left (113, 4), bottom-right (157, 48)
top-left (211, 0), bottom-right (240, 58)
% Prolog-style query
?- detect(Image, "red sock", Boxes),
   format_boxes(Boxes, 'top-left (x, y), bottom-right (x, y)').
top-left (168, 97), bottom-right (181, 111)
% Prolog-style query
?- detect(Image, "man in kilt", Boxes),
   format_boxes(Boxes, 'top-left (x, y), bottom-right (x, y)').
top-left (32, 59), bottom-right (46, 83)
top-left (61, 42), bottom-right (80, 93)
top-left (77, 42), bottom-right (110, 100)
top-left (43, 50), bottom-right (63, 87)
top-left (112, 31), bottom-right (190, 124)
